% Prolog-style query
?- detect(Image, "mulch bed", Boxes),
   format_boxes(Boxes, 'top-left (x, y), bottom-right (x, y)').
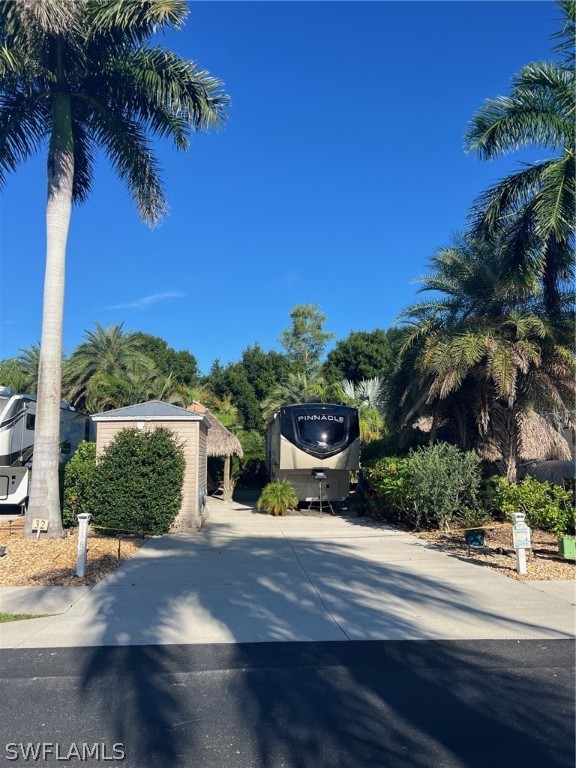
top-left (0, 515), bottom-right (573, 587)
top-left (412, 523), bottom-right (575, 581)
top-left (0, 517), bottom-right (145, 586)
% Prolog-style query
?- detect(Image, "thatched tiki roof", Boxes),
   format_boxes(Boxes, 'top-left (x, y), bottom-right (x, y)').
top-left (416, 411), bottom-right (572, 462)
top-left (187, 403), bottom-right (243, 503)
top-left (477, 411), bottom-right (572, 463)
top-left (187, 402), bottom-right (243, 458)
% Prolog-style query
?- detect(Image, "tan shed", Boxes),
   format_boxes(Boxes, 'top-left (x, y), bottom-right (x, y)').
top-left (91, 401), bottom-right (210, 531)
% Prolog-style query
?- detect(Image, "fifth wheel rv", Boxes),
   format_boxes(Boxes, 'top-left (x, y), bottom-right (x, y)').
top-left (266, 402), bottom-right (360, 505)
top-left (0, 387), bottom-right (86, 510)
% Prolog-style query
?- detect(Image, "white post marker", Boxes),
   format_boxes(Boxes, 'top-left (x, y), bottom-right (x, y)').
top-left (76, 513), bottom-right (92, 578)
top-left (512, 512), bottom-right (531, 575)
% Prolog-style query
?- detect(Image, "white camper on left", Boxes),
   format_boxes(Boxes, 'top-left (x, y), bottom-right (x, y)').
top-left (0, 387), bottom-right (86, 510)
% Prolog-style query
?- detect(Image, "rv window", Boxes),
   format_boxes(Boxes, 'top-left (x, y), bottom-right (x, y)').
top-left (296, 417), bottom-right (346, 448)
top-left (26, 414), bottom-right (35, 431)
top-left (60, 441), bottom-right (72, 455)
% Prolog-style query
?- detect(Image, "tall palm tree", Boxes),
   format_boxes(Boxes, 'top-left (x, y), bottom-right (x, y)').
top-left (392, 236), bottom-right (575, 481)
top-left (0, 1), bottom-right (228, 536)
top-left (63, 322), bottom-right (155, 407)
top-left (464, 0), bottom-right (575, 317)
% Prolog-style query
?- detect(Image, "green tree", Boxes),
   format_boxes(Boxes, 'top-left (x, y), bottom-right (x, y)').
top-left (132, 332), bottom-right (199, 387)
top-left (340, 378), bottom-right (385, 443)
top-left (240, 344), bottom-right (292, 402)
top-left (204, 361), bottom-right (262, 431)
top-left (261, 372), bottom-right (340, 423)
top-left (393, 236), bottom-right (575, 482)
top-left (0, 358), bottom-right (28, 393)
top-left (323, 329), bottom-right (398, 384)
top-left (0, 0), bottom-right (228, 537)
top-left (64, 323), bottom-right (155, 408)
top-left (15, 344), bottom-right (42, 393)
top-left (279, 304), bottom-right (334, 375)
top-left (464, 0), bottom-right (575, 317)
top-left (0, 346), bottom-right (44, 394)
top-left (85, 368), bottom-right (188, 413)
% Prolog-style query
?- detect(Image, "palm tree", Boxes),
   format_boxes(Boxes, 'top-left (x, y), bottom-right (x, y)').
top-left (393, 236), bottom-right (575, 481)
top-left (63, 322), bottom-right (155, 407)
top-left (15, 344), bottom-right (42, 394)
top-left (340, 378), bottom-right (385, 443)
top-left (261, 372), bottom-right (338, 423)
top-left (0, 1), bottom-right (228, 536)
top-left (464, 0), bottom-right (575, 317)
top-left (85, 368), bottom-right (187, 413)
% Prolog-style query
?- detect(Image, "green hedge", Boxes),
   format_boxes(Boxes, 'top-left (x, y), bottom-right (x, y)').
top-left (490, 476), bottom-right (575, 536)
top-left (92, 427), bottom-right (185, 535)
top-left (62, 441), bottom-right (97, 527)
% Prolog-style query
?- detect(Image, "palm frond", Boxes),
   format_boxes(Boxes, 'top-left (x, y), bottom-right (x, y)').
top-left (87, 0), bottom-right (189, 46)
top-left (551, 0), bottom-right (576, 66)
top-left (87, 105), bottom-right (167, 226)
top-left (0, 89), bottom-right (48, 187)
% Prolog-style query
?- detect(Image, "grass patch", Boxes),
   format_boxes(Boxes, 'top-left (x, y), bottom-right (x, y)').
top-left (0, 612), bottom-right (53, 623)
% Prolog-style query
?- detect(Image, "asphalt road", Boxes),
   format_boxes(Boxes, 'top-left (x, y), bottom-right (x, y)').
top-left (1, 639), bottom-right (574, 768)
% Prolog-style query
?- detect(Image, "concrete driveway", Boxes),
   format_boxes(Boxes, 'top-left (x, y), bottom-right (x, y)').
top-left (1, 497), bottom-right (574, 648)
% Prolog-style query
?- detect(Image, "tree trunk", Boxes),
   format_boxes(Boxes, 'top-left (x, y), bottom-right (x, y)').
top-left (497, 406), bottom-right (521, 485)
top-left (223, 456), bottom-right (231, 502)
top-left (25, 93), bottom-right (74, 539)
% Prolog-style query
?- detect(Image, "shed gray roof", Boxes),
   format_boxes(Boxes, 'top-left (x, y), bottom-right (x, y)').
top-left (91, 400), bottom-right (208, 423)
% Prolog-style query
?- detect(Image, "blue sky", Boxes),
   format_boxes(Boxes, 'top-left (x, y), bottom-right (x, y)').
top-left (0, 1), bottom-right (560, 375)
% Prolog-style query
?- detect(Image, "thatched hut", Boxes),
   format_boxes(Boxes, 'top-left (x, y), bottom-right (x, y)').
top-left (187, 403), bottom-right (243, 501)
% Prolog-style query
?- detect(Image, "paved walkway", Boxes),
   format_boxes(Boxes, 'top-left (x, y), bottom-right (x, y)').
top-left (0, 499), bottom-right (574, 648)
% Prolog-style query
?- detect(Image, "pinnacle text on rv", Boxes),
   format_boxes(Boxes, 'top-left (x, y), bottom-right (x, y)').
top-left (297, 415), bottom-right (345, 423)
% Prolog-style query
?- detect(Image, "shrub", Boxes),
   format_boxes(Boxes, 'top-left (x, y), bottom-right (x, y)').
top-left (257, 479), bottom-right (298, 516)
top-left (62, 441), bottom-right (97, 527)
top-left (363, 443), bottom-right (483, 531)
top-left (93, 427), bottom-right (185, 535)
top-left (491, 476), bottom-right (575, 536)
top-left (408, 443), bottom-right (482, 531)
top-left (361, 429), bottom-right (428, 464)
top-left (362, 457), bottom-right (411, 524)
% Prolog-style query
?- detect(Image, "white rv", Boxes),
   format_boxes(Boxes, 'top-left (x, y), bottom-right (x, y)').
top-left (0, 387), bottom-right (86, 510)
top-left (266, 402), bottom-right (360, 505)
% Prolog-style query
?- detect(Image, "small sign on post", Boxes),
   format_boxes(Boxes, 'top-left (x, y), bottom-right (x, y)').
top-left (31, 518), bottom-right (49, 540)
top-left (76, 513), bottom-right (92, 578)
top-left (512, 512), bottom-right (531, 575)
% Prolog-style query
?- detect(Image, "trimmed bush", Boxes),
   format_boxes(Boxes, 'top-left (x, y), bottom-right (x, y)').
top-left (62, 441), bottom-right (97, 527)
top-left (257, 479), bottom-right (298, 516)
top-left (93, 427), bottom-right (185, 535)
top-left (491, 476), bottom-right (575, 536)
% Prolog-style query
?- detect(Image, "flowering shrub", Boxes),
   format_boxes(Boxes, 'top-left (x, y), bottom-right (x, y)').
top-left (362, 457), bottom-right (411, 524)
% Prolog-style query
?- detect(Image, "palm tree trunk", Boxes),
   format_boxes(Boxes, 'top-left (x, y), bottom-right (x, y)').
top-left (25, 93), bottom-right (74, 539)
top-left (496, 406), bottom-right (521, 485)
